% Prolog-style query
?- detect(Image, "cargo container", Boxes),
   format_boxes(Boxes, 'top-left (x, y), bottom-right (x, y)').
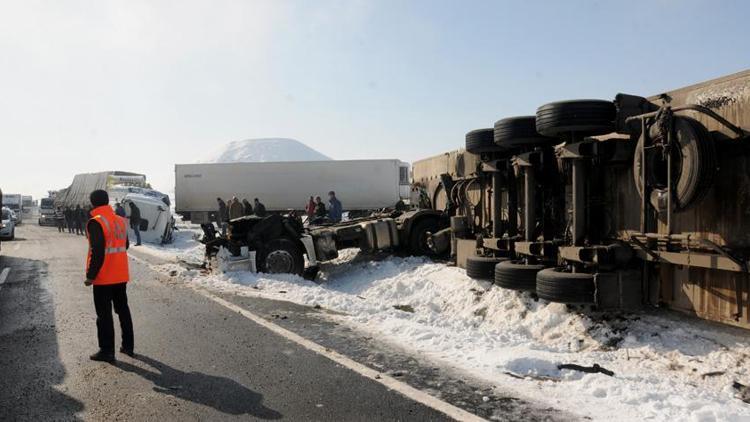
top-left (175, 160), bottom-right (411, 224)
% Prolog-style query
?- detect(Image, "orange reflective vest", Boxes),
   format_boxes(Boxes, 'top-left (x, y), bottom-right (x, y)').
top-left (86, 205), bottom-right (130, 285)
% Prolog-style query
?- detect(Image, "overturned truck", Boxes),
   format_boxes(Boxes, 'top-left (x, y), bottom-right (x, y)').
top-left (414, 70), bottom-right (750, 330)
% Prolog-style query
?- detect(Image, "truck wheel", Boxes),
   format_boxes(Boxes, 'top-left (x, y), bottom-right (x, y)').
top-left (409, 218), bottom-right (440, 256)
top-left (465, 128), bottom-right (499, 155)
top-left (536, 267), bottom-right (595, 304)
top-left (494, 260), bottom-right (545, 292)
top-left (466, 255), bottom-right (509, 280)
top-left (535, 100), bottom-right (616, 137)
top-left (259, 238), bottom-right (304, 275)
top-left (633, 116), bottom-right (717, 212)
top-left (494, 116), bottom-right (556, 150)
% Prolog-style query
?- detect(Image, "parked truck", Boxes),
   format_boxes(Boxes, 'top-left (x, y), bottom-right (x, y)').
top-left (3, 194), bottom-right (23, 225)
top-left (38, 196), bottom-right (56, 226)
top-left (413, 69), bottom-right (750, 330)
top-left (175, 159), bottom-right (411, 224)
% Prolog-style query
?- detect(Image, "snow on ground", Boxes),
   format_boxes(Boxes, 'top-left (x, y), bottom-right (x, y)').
top-left (137, 237), bottom-right (750, 422)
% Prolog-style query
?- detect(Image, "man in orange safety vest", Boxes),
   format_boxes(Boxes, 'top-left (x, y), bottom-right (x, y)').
top-left (84, 189), bottom-right (133, 362)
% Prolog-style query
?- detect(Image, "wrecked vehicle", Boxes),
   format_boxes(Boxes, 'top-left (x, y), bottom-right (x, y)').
top-left (413, 69), bottom-right (750, 330)
top-left (55, 171), bottom-right (174, 244)
top-left (201, 209), bottom-right (448, 278)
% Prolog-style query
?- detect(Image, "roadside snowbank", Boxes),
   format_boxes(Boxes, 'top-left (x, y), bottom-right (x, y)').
top-left (137, 241), bottom-right (750, 421)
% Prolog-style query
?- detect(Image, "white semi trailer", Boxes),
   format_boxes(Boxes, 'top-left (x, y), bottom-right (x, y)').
top-left (175, 159), bottom-right (411, 224)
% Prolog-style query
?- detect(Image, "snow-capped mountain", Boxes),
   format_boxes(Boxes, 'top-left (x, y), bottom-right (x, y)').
top-left (203, 138), bottom-right (332, 163)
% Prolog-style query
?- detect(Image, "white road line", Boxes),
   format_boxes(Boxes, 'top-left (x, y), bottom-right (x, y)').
top-left (0, 267), bottom-right (10, 290)
top-left (195, 288), bottom-right (486, 422)
top-left (129, 254), bottom-right (484, 421)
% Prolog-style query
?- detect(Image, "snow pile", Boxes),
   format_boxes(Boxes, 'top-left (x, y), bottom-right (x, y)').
top-left (139, 245), bottom-right (750, 421)
top-left (137, 221), bottom-right (204, 265)
top-left (203, 138), bottom-right (331, 163)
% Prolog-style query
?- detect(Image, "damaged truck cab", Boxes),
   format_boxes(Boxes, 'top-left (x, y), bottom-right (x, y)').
top-left (202, 209), bottom-right (448, 278)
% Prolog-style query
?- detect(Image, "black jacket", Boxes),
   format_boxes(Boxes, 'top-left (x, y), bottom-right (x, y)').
top-left (217, 200), bottom-right (228, 222)
top-left (129, 203), bottom-right (141, 225)
top-left (86, 219), bottom-right (129, 280)
top-left (242, 200), bottom-right (253, 216)
top-left (254, 202), bottom-right (267, 217)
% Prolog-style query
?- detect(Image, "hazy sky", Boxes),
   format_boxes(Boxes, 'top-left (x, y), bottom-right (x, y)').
top-left (2, 0), bottom-right (749, 200)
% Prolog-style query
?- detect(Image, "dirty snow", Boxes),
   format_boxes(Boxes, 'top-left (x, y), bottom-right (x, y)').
top-left (137, 237), bottom-right (750, 422)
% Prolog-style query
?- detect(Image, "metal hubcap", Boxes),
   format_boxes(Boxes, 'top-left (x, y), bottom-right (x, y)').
top-left (265, 250), bottom-right (294, 273)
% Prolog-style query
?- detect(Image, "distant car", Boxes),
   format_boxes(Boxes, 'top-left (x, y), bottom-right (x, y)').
top-left (1, 207), bottom-right (16, 240)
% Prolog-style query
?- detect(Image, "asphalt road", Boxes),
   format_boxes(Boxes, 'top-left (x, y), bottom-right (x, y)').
top-left (0, 223), bottom-right (568, 421)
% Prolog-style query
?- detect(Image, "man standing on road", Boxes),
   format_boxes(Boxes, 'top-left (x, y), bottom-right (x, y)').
top-left (77, 205), bottom-right (87, 236)
top-left (65, 207), bottom-right (74, 233)
top-left (55, 207), bottom-right (65, 233)
top-left (128, 202), bottom-right (142, 246)
top-left (84, 189), bottom-right (133, 362)
top-left (328, 191), bottom-right (343, 223)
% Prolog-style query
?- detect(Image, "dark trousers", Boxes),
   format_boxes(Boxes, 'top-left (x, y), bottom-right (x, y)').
top-left (93, 283), bottom-right (134, 353)
top-left (133, 225), bottom-right (141, 245)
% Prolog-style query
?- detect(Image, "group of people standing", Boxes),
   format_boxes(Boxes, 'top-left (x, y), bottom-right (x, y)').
top-left (54, 200), bottom-right (142, 246)
top-left (213, 191), bottom-right (343, 234)
top-left (215, 197), bottom-right (267, 234)
top-left (56, 205), bottom-right (90, 235)
top-left (305, 191), bottom-right (342, 223)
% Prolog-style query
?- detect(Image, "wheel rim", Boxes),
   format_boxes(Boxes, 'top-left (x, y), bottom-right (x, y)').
top-left (265, 250), bottom-right (294, 273)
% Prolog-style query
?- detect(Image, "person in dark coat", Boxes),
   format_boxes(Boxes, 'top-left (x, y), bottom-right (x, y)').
top-left (76, 205), bottom-right (87, 235)
top-left (55, 207), bottom-right (65, 233)
top-left (216, 197), bottom-right (228, 236)
top-left (328, 191), bottom-right (343, 223)
top-left (128, 202), bottom-right (142, 246)
top-left (314, 196), bottom-right (326, 218)
top-left (227, 196), bottom-right (244, 220)
top-left (64, 207), bottom-right (74, 233)
top-left (242, 198), bottom-right (253, 216)
top-left (253, 198), bottom-right (267, 217)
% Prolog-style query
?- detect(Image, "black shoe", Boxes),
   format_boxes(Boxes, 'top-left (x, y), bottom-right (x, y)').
top-left (135, 243), bottom-right (142, 246)
top-left (119, 347), bottom-right (135, 357)
top-left (89, 350), bottom-right (116, 362)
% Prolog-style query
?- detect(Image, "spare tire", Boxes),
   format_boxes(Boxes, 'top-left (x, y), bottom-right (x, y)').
top-left (633, 116), bottom-right (716, 212)
top-left (536, 267), bottom-right (595, 304)
top-left (494, 260), bottom-right (546, 291)
top-left (494, 116), bottom-right (557, 150)
top-left (535, 100), bottom-right (616, 137)
top-left (465, 128), bottom-right (498, 155)
top-left (466, 255), bottom-right (509, 280)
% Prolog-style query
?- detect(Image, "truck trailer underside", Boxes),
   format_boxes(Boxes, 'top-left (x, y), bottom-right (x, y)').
top-left (413, 70), bottom-right (750, 330)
